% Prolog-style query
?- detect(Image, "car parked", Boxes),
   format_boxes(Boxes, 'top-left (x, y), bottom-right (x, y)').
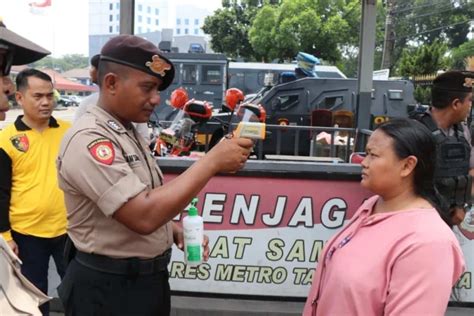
top-left (57, 96), bottom-right (78, 107)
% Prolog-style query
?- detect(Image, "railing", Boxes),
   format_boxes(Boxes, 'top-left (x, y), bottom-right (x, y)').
top-left (154, 121), bottom-right (373, 162)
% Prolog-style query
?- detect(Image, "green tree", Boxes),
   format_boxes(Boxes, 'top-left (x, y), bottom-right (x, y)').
top-left (449, 40), bottom-right (474, 70)
top-left (390, 0), bottom-right (474, 74)
top-left (30, 54), bottom-right (89, 72)
top-left (202, 1), bottom-right (261, 60)
top-left (397, 40), bottom-right (448, 77)
top-left (249, 0), bottom-right (359, 63)
top-left (248, 5), bottom-right (278, 62)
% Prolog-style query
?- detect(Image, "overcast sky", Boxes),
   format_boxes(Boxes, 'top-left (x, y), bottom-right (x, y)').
top-left (0, 0), bottom-right (222, 57)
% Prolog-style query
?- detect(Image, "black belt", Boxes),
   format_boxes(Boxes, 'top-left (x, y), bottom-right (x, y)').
top-left (75, 249), bottom-right (171, 276)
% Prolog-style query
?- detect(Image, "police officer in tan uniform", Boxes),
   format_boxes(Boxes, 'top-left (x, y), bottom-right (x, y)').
top-left (57, 35), bottom-right (253, 315)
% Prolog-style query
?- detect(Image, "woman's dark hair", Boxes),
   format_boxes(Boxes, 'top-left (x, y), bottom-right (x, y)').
top-left (376, 118), bottom-right (450, 225)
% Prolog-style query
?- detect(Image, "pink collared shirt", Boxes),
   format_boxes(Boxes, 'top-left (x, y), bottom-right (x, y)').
top-left (303, 195), bottom-right (465, 316)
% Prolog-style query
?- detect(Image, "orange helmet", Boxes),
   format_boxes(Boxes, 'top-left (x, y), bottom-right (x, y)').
top-left (170, 87), bottom-right (189, 109)
top-left (225, 88), bottom-right (244, 111)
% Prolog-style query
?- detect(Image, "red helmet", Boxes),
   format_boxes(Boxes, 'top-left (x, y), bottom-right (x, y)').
top-left (170, 87), bottom-right (189, 109)
top-left (225, 88), bottom-right (244, 111)
top-left (183, 99), bottom-right (213, 123)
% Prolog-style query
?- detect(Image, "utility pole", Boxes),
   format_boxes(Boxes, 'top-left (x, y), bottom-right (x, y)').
top-left (355, 0), bottom-right (377, 146)
top-left (381, 0), bottom-right (396, 70)
top-left (120, 0), bottom-right (135, 35)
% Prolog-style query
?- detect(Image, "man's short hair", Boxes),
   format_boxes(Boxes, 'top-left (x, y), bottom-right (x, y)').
top-left (16, 68), bottom-right (52, 92)
top-left (431, 71), bottom-right (473, 109)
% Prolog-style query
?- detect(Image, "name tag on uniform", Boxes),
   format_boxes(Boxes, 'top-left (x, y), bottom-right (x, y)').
top-left (125, 154), bottom-right (140, 163)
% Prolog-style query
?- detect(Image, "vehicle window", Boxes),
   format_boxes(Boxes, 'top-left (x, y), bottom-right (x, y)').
top-left (317, 96), bottom-right (344, 110)
top-left (202, 65), bottom-right (221, 84)
top-left (182, 64), bottom-right (197, 84)
top-left (314, 71), bottom-right (343, 79)
top-left (274, 94), bottom-right (299, 111)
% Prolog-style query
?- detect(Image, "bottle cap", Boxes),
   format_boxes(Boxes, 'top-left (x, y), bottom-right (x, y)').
top-left (188, 198), bottom-right (199, 216)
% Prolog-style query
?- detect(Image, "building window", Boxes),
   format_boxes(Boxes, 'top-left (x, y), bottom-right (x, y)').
top-left (176, 18), bottom-right (181, 25)
top-left (155, 19), bottom-right (159, 26)
top-left (138, 15), bottom-right (142, 22)
top-left (147, 17), bottom-right (151, 24)
top-left (138, 4), bottom-right (142, 11)
top-left (194, 28), bottom-right (199, 35)
top-left (109, 3), bottom-right (113, 10)
top-left (184, 28), bottom-right (189, 35)
top-left (116, 14), bottom-right (119, 20)
top-left (138, 26), bottom-right (142, 33)
top-left (109, 26), bottom-right (113, 33)
top-left (147, 6), bottom-right (151, 13)
top-left (109, 15), bottom-right (113, 21)
top-left (116, 25), bottom-right (119, 32)
top-left (176, 28), bottom-right (181, 35)
top-left (194, 18), bottom-right (199, 25)
top-left (116, 2), bottom-right (119, 9)
top-left (185, 18), bottom-right (189, 25)
top-left (155, 8), bottom-right (159, 15)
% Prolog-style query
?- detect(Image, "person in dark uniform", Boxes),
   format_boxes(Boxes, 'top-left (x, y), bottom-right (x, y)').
top-left (56, 35), bottom-right (254, 315)
top-left (412, 71), bottom-right (473, 225)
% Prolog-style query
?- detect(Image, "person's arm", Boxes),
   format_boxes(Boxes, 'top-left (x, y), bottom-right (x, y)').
top-left (113, 137), bottom-right (253, 234)
top-left (0, 148), bottom-right (12, 240)
top-left (0, 147), bottom-right (18, 255)
top-left (384, 240), bottom-right (465, 315)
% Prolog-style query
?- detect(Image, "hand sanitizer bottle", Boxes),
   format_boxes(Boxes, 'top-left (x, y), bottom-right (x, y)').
top-left (183, 198), bottom-right (203, 266)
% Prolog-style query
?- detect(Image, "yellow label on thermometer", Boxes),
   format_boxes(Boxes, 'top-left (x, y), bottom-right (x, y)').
top-left (235, 122), bottom-right (266, 140)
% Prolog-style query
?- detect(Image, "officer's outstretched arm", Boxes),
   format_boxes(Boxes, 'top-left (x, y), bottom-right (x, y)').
top-left (113, 137), bottom-right (253, 234)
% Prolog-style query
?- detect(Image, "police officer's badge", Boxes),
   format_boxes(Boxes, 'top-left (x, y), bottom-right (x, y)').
top-left (106, 120), bottom-right (122, 131)
top-left (87, 138), bottom-right (115, 165)
top-left (10, 134), bottom-right (29, 152)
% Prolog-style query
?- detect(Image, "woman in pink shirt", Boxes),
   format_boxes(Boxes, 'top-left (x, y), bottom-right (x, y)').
top-left (304, 118), bottom-right (465, 316)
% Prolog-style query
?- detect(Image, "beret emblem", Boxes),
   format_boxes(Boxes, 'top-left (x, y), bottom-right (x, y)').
top-left (464, 78), bottom-right (473, 88)
top-left (145, 55), bottom-right (171, 77)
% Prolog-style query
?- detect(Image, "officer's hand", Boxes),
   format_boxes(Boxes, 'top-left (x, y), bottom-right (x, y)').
top-left (173, 229), bottom-right (210, 262)
top-left (205, 137), bottom-right (253, 173)
top-left (173, 227), bottom-right (184, 250)
top-left (7, 239), bottom-right (19, 256)
top-left (202, 234), bottom-right (210, 262)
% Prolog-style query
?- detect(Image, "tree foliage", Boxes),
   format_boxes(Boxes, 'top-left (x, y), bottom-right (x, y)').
top-left (390, 0), bottom-right (474, 72)
top-left (30, 54), bottom-right (89, 72)
top-left (449, 40), bottom-right (474, 70)
top-left (397, 40), bottom-right (448, 76)
top-left (202, 1), bottom-right (261, 60)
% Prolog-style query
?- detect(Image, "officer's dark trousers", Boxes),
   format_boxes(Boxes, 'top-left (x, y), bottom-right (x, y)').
top-left (58, 259), bottom-right (171, 316)
top-left (11, 231), bottom-right (67, 316)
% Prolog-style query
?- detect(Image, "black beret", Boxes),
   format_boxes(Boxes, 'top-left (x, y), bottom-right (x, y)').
top-left (99, 34), bottom-right (175, 91)
top-left (90, 54), bottom-right (100, 68)
top-left (432, 71), bottom-right (474, 93)
top-left (0, 21), bottom-right (50, 69)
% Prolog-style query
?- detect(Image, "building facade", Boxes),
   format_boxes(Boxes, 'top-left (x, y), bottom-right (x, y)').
top-left (88, 0), bottom-right (215, 56)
